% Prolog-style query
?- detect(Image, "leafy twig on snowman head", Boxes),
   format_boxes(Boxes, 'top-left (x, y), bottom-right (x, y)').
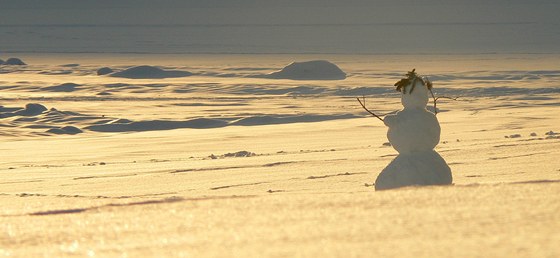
top-left (394, 68), bottom-right (432, 94)
top-left (358, 69), bottom-right (458, 120)
top-left (394, 69), bottom-right (457, 115)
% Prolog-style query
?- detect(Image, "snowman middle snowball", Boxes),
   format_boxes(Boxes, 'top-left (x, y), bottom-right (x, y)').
top-left (384, 78), bottom-right (440, 154)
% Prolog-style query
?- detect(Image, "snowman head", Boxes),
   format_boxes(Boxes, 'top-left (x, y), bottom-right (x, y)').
top-left (394, 69), bottom-right (432, 109)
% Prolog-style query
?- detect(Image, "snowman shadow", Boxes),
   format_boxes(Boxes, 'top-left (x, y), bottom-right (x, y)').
top-left (367, 70), bottom-right (453, 190)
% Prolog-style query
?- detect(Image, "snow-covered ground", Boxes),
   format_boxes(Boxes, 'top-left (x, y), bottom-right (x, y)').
top-left (1, 54), bottom-right (559, 257)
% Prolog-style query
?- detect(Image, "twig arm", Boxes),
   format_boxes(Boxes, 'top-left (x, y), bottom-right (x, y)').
top-left (429, 89), bottom-right (438, 115)
top-left (356, 97), bottom-right (384, 122)
top-left (435, 96), bottom-right (459, 101)
top-left (429, 89), bottom-right (459, 115)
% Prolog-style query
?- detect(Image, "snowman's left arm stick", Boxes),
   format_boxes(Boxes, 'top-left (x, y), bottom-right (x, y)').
top-left (428, 89), bottom-right (458, 115)
top-left (356, 96), bottom-right (384, 122)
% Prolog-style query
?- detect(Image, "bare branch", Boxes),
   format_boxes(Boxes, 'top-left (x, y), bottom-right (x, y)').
top-left (429, 89), bottom-right (459, 115)
top-left (435, 96), bottom-right (459, 101)
top-left (356, 96), bottom-right (384, 122)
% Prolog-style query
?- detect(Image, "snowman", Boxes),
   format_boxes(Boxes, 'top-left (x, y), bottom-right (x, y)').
top-left (374, 69), bottom-right (452, 190)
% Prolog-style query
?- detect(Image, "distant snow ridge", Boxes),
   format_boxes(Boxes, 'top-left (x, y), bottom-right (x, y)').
top-left (109, 65), bottom-right (192, 79)
top-left (264, 60), bottom-right (346, 80)
top-left (230, 114), bottom-right (356, 126)
top-left (84, 118), bottom-right (229, 132)
top-left (85, 114), bottom-right (358, 132)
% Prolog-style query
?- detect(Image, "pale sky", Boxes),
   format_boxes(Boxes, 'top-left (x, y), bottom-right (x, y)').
top-left (1, 0), bottom-right (559, 54)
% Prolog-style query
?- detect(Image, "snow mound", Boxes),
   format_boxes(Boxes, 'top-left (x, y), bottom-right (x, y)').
top-left (109, 65), bottom-right (192, 79)
top-left (0, 103), bottom-right (47, 118)
top-left (16, 103), bottom-right (47, 116)
top-left (46, 126), bottom-right (83, 135)
top-left (264, 60), bottom-right (346, 80)
top-left (4, 58), bottom-right (26, 65)
top-left (43, 83), bottom-right (81, 92)
top-left (0, 59), bottom-right (4, 65)
top-left (97, 67), bottom-right (114, 75)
